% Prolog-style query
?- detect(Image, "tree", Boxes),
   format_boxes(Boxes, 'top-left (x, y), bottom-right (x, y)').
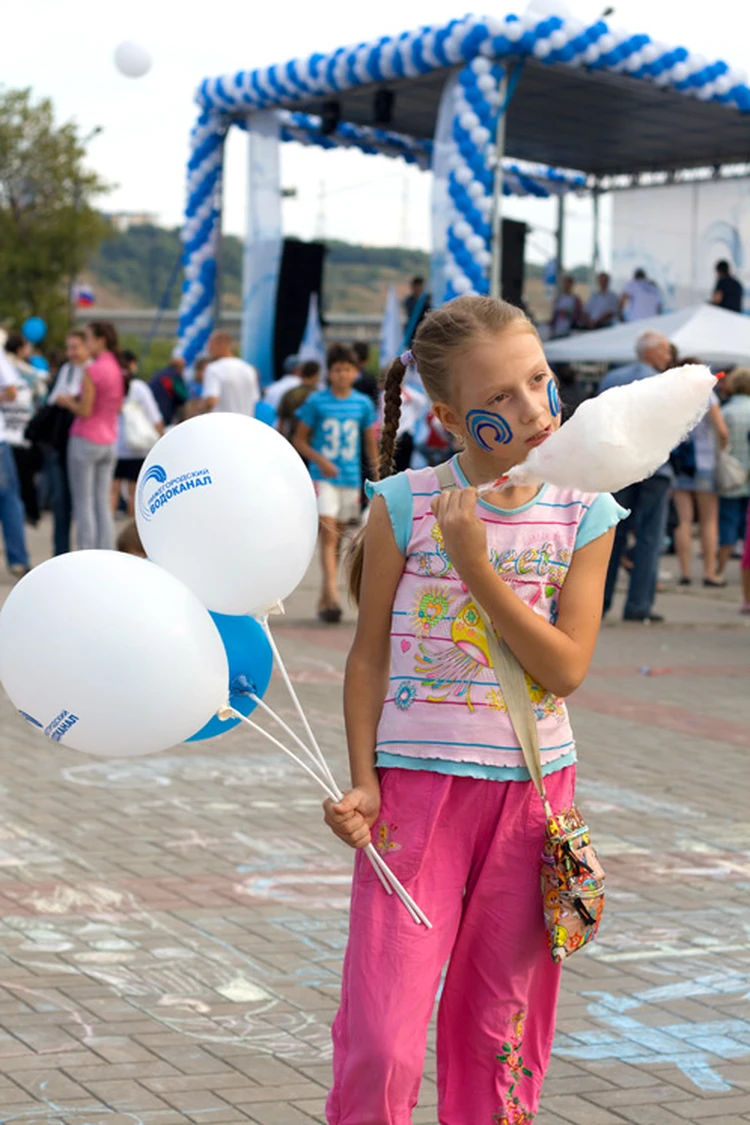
top-left (0, 87), bottom-right (110, 345)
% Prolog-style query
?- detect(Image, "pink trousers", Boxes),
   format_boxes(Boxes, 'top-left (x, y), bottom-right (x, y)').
top-left (327, 765), bottom-right (576, 1125)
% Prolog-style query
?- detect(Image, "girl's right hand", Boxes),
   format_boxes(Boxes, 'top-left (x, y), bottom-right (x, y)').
top-left (323, 780), bottom-right (381, 849)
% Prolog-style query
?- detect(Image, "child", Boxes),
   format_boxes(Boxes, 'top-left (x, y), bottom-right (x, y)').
top-left (278, 360), bottom-right (321, 441)
top-left (294, 344), bottom-right (378, 623)
top-left (323, 297), bottom-right (626, 1124)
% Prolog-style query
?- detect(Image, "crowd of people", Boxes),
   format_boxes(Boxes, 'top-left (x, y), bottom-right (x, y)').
top-left (550, 259), bottom-right (744, 338)
top-left (1, 282), bottom-right (748, 621)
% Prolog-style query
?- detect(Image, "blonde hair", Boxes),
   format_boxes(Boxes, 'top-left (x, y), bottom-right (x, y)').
top-left (725, 367), bottom-right (750, 396)
top-left (350, 296), bottom-right (535, 602)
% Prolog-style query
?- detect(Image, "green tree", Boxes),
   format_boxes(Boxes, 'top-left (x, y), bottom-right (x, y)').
top-left (0, 87), bottom-right (110, 345)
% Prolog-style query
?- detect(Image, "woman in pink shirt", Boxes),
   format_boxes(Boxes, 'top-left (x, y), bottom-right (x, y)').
top-left (56, 322), bottom-right (124, 550)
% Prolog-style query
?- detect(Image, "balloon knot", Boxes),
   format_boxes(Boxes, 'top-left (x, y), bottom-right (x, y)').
top-left (230, 674), bottom-right (256, 697)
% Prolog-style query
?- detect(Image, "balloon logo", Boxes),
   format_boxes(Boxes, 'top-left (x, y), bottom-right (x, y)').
top-left (22, 317), bottom-right (47, 345)
top-left (114, 41), bottom-right (152, 79)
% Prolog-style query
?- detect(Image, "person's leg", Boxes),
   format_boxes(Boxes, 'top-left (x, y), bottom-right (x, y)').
top-left (741, 502), bottom-right (750, 611)
top-left (93, 445), bottom-right (117, 550)
top-left (624, 475), bottom-right (671, 618)
top-left (696, 490), bottom-right (720, 582)
top-left (327, 770), bottom-right (468, 1125)
top-left (602, 484), bottom-right (636, 615)
top-left (717, 496), bottom-right (737, 578)
top-left (0, 442), bottom-right (30, 569)
top-left (67, 436), bottom-right (96, 550)
top-left (12, 446), bottom-right (40, 525)
top-left (672, 490), bottom-right (694, 582)
top-left (436, 767), bottom-right (576, 1124)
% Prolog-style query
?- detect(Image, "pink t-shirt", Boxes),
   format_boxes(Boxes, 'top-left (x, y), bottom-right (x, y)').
top-left (371, 460), bottom-right (623, 775)
top-left (70, 352), bottom-right (124, 445)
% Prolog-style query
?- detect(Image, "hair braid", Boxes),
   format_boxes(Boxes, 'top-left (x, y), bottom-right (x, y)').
top-left (378, 356), bottom-right (407, 479)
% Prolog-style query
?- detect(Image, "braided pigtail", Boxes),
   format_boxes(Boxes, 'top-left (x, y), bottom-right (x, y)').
top-left (347, 353), bottom-right (408, 605)
top-left (378, 355), bottom-right (408, 479)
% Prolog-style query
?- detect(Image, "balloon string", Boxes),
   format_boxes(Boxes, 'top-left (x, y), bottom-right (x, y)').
top-left (249, 694), bottom-right (344, 799)
top-left (259, 617), bottom-right (339, 793)
top-left (229, 708), bottom-right (431, 927)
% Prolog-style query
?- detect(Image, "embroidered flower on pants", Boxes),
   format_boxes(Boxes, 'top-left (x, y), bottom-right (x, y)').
top-left (494, 1009), bottom-right (535, 1124)
top-left (394, 682), bottom-right (417, 710)
top-left (375, 823), bottom-right (402, 855)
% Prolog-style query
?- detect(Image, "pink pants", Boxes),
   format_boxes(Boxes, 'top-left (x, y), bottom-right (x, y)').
top-left (743, 499), bottom-right (750, 570)
top-left (327, 765), bottom-right (576, 1125)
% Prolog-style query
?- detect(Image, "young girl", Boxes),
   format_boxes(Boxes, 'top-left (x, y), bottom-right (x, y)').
top-left (323, 297), bottom-right (626, 1125)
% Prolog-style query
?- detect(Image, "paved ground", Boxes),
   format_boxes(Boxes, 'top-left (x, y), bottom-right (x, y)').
top-left (0, 518), bottom-right (747, 1124)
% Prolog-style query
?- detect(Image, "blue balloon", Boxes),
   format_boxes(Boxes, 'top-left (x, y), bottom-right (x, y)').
top-left (187, 613), bottom-right (273, 742)
top-left (255, 400), bottom-right (277, 427)
top-left (30, 355), bottom-right (49, 372)
top-left (22, 317), bottom-right (47, 344)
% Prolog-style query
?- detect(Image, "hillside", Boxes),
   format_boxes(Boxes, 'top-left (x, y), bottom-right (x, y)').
top-left (87, 225), bottom-right (433, 316)
top-left (86, 222), bottom-right (589, 320)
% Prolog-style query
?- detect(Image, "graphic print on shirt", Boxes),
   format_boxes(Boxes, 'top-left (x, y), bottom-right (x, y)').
top-left (319, 418), bottom-right (359, 463)
top-left (408, 586), bottom-right (452, 637)
top-left (415, 523), bottom-right (452, 577)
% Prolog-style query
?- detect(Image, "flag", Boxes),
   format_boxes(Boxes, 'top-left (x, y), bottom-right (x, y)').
top-left (73, 284), bottom-right (95, 307)
top-left (297, 293), bottom-right (326, 371)
top-left (379, 285), bottom-right (402, 371)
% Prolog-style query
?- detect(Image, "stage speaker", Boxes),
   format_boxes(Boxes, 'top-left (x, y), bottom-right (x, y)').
top-left (501, 219), bottom-right (527, 309)
top-left (273, 238), bottom-right (326, 381)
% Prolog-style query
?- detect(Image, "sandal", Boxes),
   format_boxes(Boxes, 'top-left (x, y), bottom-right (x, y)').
top-left (318, 605), bottom-right (343, 624)
top-left (678, 577), bottom-right (692, 586)
top-left (703, 578), bottom-right (727, 588)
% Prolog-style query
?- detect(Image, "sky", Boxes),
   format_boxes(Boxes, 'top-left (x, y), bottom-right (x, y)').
top-left (4, 0), bottom-right (750, 272)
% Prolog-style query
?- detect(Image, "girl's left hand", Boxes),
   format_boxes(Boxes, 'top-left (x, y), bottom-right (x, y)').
top-left (431, 487), bottom-right (489, 581)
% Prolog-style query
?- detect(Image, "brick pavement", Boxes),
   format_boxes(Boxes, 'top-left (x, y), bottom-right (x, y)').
top-left (0, 518), bottom-right (747, 1123)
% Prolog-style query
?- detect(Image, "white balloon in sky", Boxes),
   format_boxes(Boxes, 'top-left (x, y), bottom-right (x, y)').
top-left (526, 0), bottom-right (573, 19)
top-left (114, 41), bottom-right (152, 79)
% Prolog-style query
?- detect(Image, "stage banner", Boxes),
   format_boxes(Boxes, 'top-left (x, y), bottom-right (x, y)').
top-left (430, 73), bottom-right (458, 310)
top-left (242, 111), bottom-right (283, 385)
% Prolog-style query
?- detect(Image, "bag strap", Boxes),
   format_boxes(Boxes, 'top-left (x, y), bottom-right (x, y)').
top-left (433, 459), bottom-right (552, 813)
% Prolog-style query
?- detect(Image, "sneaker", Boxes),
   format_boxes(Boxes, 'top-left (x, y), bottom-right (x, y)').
top-left (623, 612), bottom-right (665, 623)
top-left (8, 564), bottom-right (30, 579)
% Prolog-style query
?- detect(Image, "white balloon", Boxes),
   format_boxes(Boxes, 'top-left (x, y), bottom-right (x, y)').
top-left (114, 40), bottom-right (152, 78)
top-left (0, 552), bottom-right (228, 757)
top-left (136, 413), bottom-right (318, 615)
top-left (525, 0), bottom-right (572, 18)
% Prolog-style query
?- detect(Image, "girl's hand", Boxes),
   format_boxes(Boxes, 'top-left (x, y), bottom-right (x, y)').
top-left (323, 780), bottom-right (381, 849)
top-left (320, 458), bottom-right (339, 480)
top-left (431, 487), bottom-right (490, 581)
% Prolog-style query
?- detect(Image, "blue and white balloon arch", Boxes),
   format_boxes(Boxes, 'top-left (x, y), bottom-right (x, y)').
top-left (177, 9), bottom-right (750, 372)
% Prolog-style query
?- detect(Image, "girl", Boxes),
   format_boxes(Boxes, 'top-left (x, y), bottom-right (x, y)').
top-left (323, 296), bottom-right (626, 1125)
top-left (56, 321), bottom-right (125, 551)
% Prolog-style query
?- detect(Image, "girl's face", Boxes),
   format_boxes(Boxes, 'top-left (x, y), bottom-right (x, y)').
top-left (434, 325), bottom-right (561, 470)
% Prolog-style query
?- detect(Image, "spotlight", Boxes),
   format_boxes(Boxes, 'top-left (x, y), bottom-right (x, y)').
top-left (321, 100), bottom-right (340, 136)
top-left (373, 89), bottom-right (395, 126)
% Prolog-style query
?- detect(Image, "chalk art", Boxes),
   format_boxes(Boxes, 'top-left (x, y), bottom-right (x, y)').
top-left (555, 987), bottom-right (750, 1093)
top-left (0, 1104), bottom-right (146, 1125)
top-left (62, 752), bottom-right (295, 790)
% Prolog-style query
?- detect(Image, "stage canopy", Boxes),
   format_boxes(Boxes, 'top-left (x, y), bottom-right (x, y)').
top-left (545, 304), bottom-right (750, 367)
top-left (178, 9), bottom-right (750, 372)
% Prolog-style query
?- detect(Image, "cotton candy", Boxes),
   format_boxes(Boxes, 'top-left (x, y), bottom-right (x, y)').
top-left (505, 365), bottom-right (717, 493)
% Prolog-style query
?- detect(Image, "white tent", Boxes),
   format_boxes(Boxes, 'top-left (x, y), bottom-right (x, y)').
top-left (544, 305), bottom-right (750, 368)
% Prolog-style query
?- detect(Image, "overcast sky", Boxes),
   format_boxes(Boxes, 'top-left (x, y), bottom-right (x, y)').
top-left (4, 0), bottom-right (749, 269)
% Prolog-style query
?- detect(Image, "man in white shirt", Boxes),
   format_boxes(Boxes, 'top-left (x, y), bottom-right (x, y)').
top-left (584, 272), bottom-right (619, 329)
top-left (618, 269), bottom-right (663, 322)
top-left (0, 348), bottom-right (30, 575)
top-left (263, 355), bottom-right (302, 411)
top-left (200, 332), bottom-right (260, 417)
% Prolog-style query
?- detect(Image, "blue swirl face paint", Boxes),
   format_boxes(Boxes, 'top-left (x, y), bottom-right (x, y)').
top-left (547, 378), bottom-right (561, 418)
top-left (465, 409), bottom-right (513, 450)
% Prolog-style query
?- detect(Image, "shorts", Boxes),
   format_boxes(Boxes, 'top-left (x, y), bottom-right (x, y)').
top-left (719, 495), bottom-right (749, 547)
top-left (674, 469), bottom-right (716, 494)
top-left (114, 458), bottom-right (144, 482)
top-left (315, 480), bottom-right (360, 523)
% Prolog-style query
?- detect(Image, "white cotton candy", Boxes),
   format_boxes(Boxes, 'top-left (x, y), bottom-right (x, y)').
top-left (506, 365), bottom-right (717, 492)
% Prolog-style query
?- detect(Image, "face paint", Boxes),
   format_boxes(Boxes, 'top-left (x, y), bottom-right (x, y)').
top-left (547, 378), bottom-right (561, 418)
top-left (465, 409), bottom-right (513, 451)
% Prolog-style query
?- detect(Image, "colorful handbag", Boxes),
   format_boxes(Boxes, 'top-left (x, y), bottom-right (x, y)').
top-left (433, 460), bottom-right (606, 962)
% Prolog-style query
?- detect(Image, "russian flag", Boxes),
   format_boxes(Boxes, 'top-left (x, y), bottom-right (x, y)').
top-left (73, 284), bottom-right (95, 307)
